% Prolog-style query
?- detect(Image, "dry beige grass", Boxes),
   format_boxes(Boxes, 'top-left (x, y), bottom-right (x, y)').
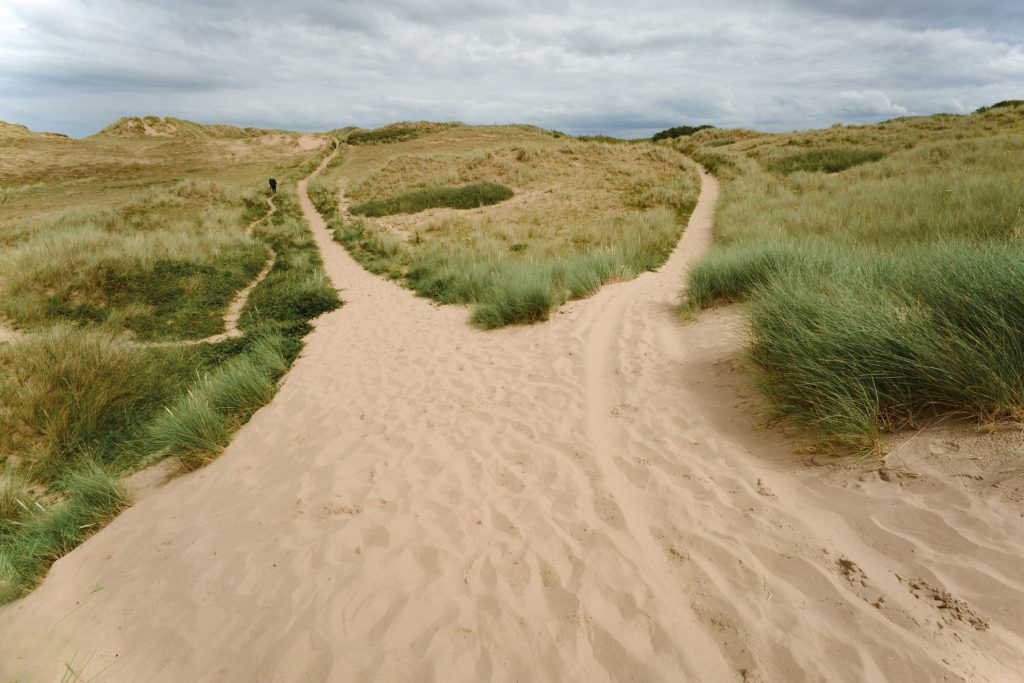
top-left (331, 125), bottom-right (695, 241)
top-left (0, 120), bottom-right (326, 233)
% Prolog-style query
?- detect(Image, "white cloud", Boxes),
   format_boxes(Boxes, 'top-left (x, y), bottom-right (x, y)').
top-left (832, 91), bottom-right (910, 118)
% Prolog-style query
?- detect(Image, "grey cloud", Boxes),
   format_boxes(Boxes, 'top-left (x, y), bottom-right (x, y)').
top-left (0, 0), bottom-right (1021, 138)
top-left (778, 0), bottom-right (1024, 32)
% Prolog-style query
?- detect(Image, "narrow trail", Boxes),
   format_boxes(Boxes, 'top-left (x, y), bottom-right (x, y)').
top-left (187, 195), bottom-right (278, 345)
top-left (2, 159), bottom-right (1023, 682)
top-left (0, 195), bottom-right (279, 347)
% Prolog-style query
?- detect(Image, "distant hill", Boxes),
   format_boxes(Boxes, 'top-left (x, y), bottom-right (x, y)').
top-left (0, 120), bottom-right (70, 140)
top-left (92, 116), bottom-right (276, 140)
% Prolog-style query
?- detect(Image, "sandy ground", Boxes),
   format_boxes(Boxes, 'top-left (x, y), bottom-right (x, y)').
top-left (0, 325), bottom-right (20, 343)
top-left (2, 157), bottom-right (1023, 682)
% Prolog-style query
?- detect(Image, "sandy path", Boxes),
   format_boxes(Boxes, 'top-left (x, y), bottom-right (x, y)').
top-left (2, 160), bottom-right (1023, 682)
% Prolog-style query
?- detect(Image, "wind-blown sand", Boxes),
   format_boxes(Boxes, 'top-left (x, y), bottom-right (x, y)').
top-left (2, 156), bottom-right (1023, 682)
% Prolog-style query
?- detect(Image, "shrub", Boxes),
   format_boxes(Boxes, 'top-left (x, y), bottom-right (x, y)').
top-left (652, 125), bottom-right (714, 141)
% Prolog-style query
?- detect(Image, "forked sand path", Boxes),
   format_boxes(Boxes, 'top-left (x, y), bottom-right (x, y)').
top-left (2, 156), bottom-right (1024, 682)
top-left (0, 195), bottom-right (277, 347)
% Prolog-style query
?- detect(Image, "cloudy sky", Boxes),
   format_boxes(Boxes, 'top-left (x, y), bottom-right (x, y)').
top-left (1, 0), bottom-right (1022, 138)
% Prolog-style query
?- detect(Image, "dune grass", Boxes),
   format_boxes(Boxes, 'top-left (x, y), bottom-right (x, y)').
top-left (346, 122), bottom-right (462, 146)
top-left (349, 183), bottom-right (514, 217)
top-left (747, 246), bottom-right (1024, 446)
top-left (678, 102), bottom-right (1024, 450)
top-left (0, 181), bottom-right (267, 340)
top-left (144, 335), bottom-right (292, 470)
top-left (0, 124), bottom-right (339, 601)
top-left (240, 188), bottom-right (340, 337)
top-left (316, 124), bottom-right (699, 327)
top-left (765, 147), bottom-right (885, 174)
top-left (0, 460), bottom-right (130, 604)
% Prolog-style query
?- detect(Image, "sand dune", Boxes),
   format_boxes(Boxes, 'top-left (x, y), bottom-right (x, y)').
top-left (2, 157), bottom-right (1023, 682)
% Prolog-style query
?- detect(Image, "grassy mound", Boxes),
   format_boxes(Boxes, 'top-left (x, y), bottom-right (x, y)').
top-left (312, 126), bottom-right (699, 328)
top-left (679, 107), bottom-right (1024, 451)
top-left (349, 183), bottom-right (514, 217)
top-left (93, 116), bottom-right (273, 139)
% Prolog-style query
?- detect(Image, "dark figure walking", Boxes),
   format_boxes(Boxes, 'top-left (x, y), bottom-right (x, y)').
top-left (269, 177), bottom-right (277, 194)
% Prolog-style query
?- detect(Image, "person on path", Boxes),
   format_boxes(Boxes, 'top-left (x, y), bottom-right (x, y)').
top-left (269, 177), bottom-right (277, 194)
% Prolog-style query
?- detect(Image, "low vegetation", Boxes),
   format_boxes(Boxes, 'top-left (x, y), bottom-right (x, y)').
top-left (0, 181), bottom-right (266, 340)
top-left (314, 124), bottom-right (699, 327)
top-left (765, 147), bottom-right (885, 174)
top-left (652, 125), bottom-right (714, 141)
top-left (346, 121), bottom-right (462, 146)
top-left (677, 101), bottom-right (1024, 451)
top-left (0, 120), bottom-right (338, 601)
top-left (349, 182), bottom-right (514, 217)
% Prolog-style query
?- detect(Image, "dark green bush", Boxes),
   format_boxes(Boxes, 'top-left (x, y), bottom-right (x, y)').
top-left (349, 183), bottom-right (514, 217)
top-left (347, 126), bottom-right (422, 146)
top-left (652, 125), bottom-right (714, 141)
top-left (975, 99), bottom-right (1024, 114)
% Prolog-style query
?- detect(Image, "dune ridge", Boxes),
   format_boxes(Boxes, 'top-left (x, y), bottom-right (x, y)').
top-left (1, 156), bottom-right (1022, 682)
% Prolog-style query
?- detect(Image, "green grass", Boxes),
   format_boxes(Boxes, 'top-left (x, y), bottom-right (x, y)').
top-left (0, 134), bottom-right (340, 602)
top-left (0, 180), bottom-right (267, 340)
top-left (682, 107), bottom-right (1024, 450)
top-left (144, 335), bottom-right (291, 469)
top-left (241, 189), bottom-right (340, 337)
top-left (652, 125), bottom-right (714, 141)
top-left (0, 327), bottom-right (203, 482)
top-left (765, 147), bottom-right (885, 175)
top-left (347, 126), bottom-right (422, 146)
top-left (747, 245), bottom-right (1024, 449)
top-left (975, 99), bottom-right (1024, 113)
top-left (0, 460), bottom-right (130, 603)
top-left (349, 183), bottom-right (514, 217)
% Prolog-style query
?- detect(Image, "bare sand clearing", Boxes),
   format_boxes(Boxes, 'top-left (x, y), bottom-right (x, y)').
top-left (2, 156), bottom-right (1024, 682)
top-left (0, 325), bottom-right (20, 343)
